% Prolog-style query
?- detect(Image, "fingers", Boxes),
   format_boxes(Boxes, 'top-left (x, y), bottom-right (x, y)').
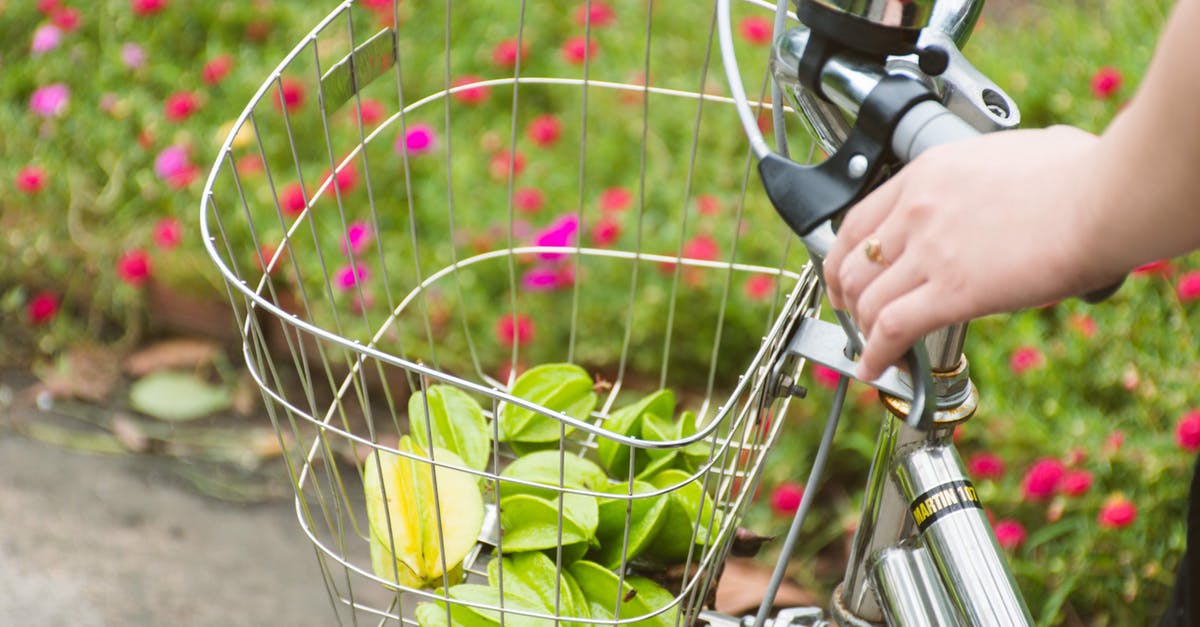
top-left (824, 177), bottom-right (904, 310)
top-left (855, 283), bottom-right (953, 381)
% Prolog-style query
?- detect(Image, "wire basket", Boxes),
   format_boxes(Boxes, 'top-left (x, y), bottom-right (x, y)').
top-left (200, 0), bottom-right (819, 624)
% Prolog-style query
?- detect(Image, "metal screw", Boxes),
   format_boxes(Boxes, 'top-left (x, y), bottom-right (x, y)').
top-left (847, 154), bottom-right (868, 179)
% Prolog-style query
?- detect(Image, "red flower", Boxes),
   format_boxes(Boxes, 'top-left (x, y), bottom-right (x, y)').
top-left (152, 217), bottom-right (183, 250)
top-left (738, 15), bottom-right (773, 46)
top-left (1090, 66), bottom-right (1123, 99)
top-left (1176, 410), bottom-right (1200, 451)
top-left (1098, 495), bottom-right (1137, 529)
top-left (1177, 271), bottom-right (1200, 302)
top-left (451, 76), bottom-right (490, 105)
top-left (16, 165), bottom-right (47, 194)
top-left (561, 36), bottom-right (598, 65)
top-left (513, 187), bottom-right (544, 214)
top-left (744, 274), bottom-right (775, 301)
top-left (274, 77), bottom-right (306, 112)
top-left (51, 7), bottom-right (81, 31)
top-left (599, 186), bottom-right (632, 212)
top-left (1068, 313), bottom-right (1096, 338)
top-left (116, 249), bottom-right (152, 286)
top-left (256, 243), bottom-right (287, 275)
top-left (1104, 431), bottom-right (1125, 456)
top-left (1008, 346), bottom-right (1044, 375)
top-left (528, 114), bottom-right (563, 147)
top-left (492, 38), bottom-right (528, 68)
top-left (992, 520), bottom-right (1026, 551)
top-left (590, 216), bottom-right (621, 246)
top-left (201, 54), bottom-right (234, 86)
top-left (357, 98), bottom-right (385, 126)
top-left (696, 194), bottom-right (720, 215)
top-left (164, 91), bottom-right (200, 122)
top-left (489, 150), bottom-right (526, 181)
top-left (682, 234), bottom-right (719, 261)
top-left (26, 291), bottom-right (60, 325)
top-left (279, 183), bottom-right (308, 216)
top-left (1133, 259), bottom-right (1173, 277)
top-left (812, 364), bottom-right (840, 390)
top-left (323, 161), bottom-right (359, 196)
top-left (130, 0), bottom-right (166, 16)
top-left (770, 481), bottom-right (804, 516)
top-left (574, 1), bottom-right (616, 27)
top-left (1058, 470), bottom-right (1093, 497)
top-left (494, 313), bottom-right (534, 347)
top-left (1021, 458), bottom-right (1065, 500)
top-left (38, 0), bottom-right (60, 14)
top-left (966, 452), bottom-right (1006, 481)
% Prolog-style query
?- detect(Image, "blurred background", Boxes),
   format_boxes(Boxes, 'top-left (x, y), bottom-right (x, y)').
top-left (0, 0), bottom-right (1189, 624)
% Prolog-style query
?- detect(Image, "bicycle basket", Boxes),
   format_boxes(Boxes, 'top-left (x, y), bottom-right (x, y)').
top-left (200, 0), bottom-right (820, 623)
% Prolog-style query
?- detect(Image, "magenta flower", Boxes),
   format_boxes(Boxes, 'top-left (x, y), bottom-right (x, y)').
top-left (121, 43), bottom-right (146, 69)
top-left (26, 291), bottom-right (60, 326)
top-left (521, 266), bottom-right (561, 292)
top-left (1176, 410), bottom-right (1200, 451)
top-left (812, 364), bottom-right (840, 390)
top-left (533, 214), bottom-right (579, 260)
top-left (152, 217), bottom-right (183, 250)
top-left (29, 83), bottom-right (69, 117)
top-left (1177, 271), bottom-right (1200, 302)
top-left (1021, 458), bottom-right (1064, 500)
top-left (770, 482), bottom-right (804, 516)
top-left (397, 123), bottom-right (437, 155)
top-left (1058, 470), bottom-right (1093, 497)
top-left (31, 24), bottom-right (62, 54)
top-left (117, 249), bottom-right (152, 286)
top-left (1008, 346), bottom-right (1044, 374)
top-left (1090, 66), bottom-right (1123, 100)
top-left (154, 145), bottom-right (190, 180)
top-left (993, 520), bottom-right (1026, 551)
top-left (334, 263), bottom-right (370, 290)
top-left (743, 274), bottom-right (775, 301)
top-left (340, 220), bottom-right (373, 257)
top-left (966, 452), bottom-right (1006, 481)
top-left (1098, 496), bottom-right (1137, 529)
top-left (494, 313), bottom-right (534, 347)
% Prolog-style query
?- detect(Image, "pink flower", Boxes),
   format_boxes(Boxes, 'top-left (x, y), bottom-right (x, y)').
top-left (770, 482), bottom-right (804, 516)
top-left (279, 183), bottom-right (308, 217)
top-left (164, 91), bottom-right (200, 122)
top-left (274, 77), bottom-right (306, 112)
top-left (812, 364), bottom-right (840, 390)
top-left (1177, 271), bottom-right (1200, 302)
top-left (16, 166), bottom-right (48, 194)
top-left (1008, 346), bottom-right (1044, 375)
top-left (340, 220), bottom-right (373, 257)
top-left (397, 122), bottom-right (437, 156)
top-left (202, 54), bottom-right (234, 86)
top-left (451, 76), bottom-right (490, 105)
top-left (574, 1), bottom-right (616, 27)
top-left (492, 38), bottom-right (528, 67)
top-left (599, 187), bottom-right (632, 212)
top-left (1091, 66), bottom-right (1122, 99)
top-left (490, 150), bottom-right (526, 180)
top-left (561, 36), bottom-right (598, 65)
top-left (323, 161), bottom-right (358, 196)
top-left (966, 452), bottom-right (1006, 481)
top-left (533, 214), bottom-right (579, 260)
top-left (528, 114), bottom-right (563, 147)
top-left (131, 0), bottom-right (167, 16)
top-left (51, 7), bottom-right (80, 31)
top-left (1176, 410), bottom-right (1200, 451)
top-left (682, 234), bottom-right (719, 261)
top-left (590, 216), bottom-right (621, 246)
top-left (513, 187), bottom-right (544, 214)
top-left (29, 83), bottom-right (70, 117)
top-left (116, 249), bottom-right (152, 286)
top-left (696, 194), bottom-right (720, 215)
top-left (31, 24), bottom-right (62, 54)
top-left (495, 313), bottom-right (534, 347)
top-left (738, 15), bottom-right (773, 46)
top-left (357, 99), bottom-right (385, 126)
top-left (27, 292), bottom-right (60, 326)
top-left (121, 43), bottom-right (146, 69)
top-left (1021, 458), bottom-right (1065, 500)
top-left (521, 266), bottom-right (561, 292)
top-left (1098, 496), bottom-right (1137, 529)
top-left (152, 217), bottom-right (182, 250)
top-left (1058, 470), bottom-right (1093, 497)
top-left (1133, 259), bottom-right (1173, 277)
top-left (744, 274), bottom-right (775, 301)
top-left (993, 520), bottom-right (1026, 551)
top-left (334, 263), bottom-right (370, 290)
top-left (153, 144), bottom-right (192, 180)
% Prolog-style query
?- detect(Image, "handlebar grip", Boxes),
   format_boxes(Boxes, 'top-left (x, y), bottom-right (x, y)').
top-left (891, 100), bottom-right (980, 162)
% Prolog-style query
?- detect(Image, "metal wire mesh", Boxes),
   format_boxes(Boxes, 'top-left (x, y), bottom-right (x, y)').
top-left (200, 0), bottom-right (819, 624)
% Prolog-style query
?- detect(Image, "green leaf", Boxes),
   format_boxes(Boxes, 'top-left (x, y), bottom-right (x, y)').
top-left (591, 481), bottom-right (669, 569)
top-left (634, 413), bottom-right (679, 479)
top-left (498, 494), bottom-right (595, 552)
top-left (641, 468), bottom-right (716, 563)
top-left (448, 583), bottom-right (552, 627)
top-left (567, 561), bottom-right (672, 627)
top-left (500, 450), bottom-right (611, 498)
top-left (128, 371), bottom-right (232, 422)
top-left (676, 411), bottom-right (712, 472)
top-left (409, 385), bottom-right (491, 472)
top-left (487, 553), bottom-right (590, 623)
top-left (597, 390), bottom-right (675, 478)
top-left (499, 364), bottom-right (597, 444)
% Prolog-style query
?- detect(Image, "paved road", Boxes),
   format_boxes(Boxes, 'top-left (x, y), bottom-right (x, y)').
top-left (0, 433), bottom-right (334, 626)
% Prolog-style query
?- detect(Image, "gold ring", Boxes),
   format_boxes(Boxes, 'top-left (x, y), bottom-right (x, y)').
top-left (864, 237), bottom-right (887, 265)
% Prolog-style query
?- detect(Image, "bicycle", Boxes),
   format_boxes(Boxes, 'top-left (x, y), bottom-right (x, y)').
top-left (200, 0), bottom-right (1047, 625)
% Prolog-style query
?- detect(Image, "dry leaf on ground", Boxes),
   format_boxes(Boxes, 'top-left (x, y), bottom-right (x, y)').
top-left (123, 338), bottom-right (222, 376)
top-left (38, 345), bottom-right (122, 402)
top-left (715, 557), bottom-right (820, 616)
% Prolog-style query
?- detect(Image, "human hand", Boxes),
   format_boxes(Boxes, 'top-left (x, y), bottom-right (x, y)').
top-left (823, 126), bottom-right (1126, 381)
